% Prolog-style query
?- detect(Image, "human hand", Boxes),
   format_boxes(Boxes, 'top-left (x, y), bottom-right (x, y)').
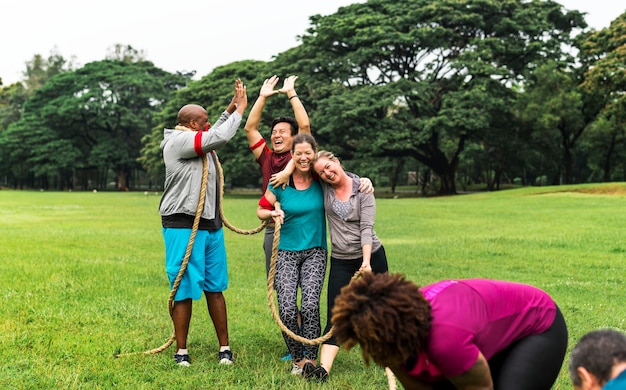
top-left (359, 262), bottom-right (372, 273)
top-left (233, 80), bottom-right (248, 115)
top-left (270, 208), bottom-right (284, 225)
top-left (269, 170), bottom-right (290, 190)
top-left (358, 177), bottom-right (374, 194)
top-left (226, 79), bottom-right (243, 113)
top-left (279, 75), bottom-right (298, 95)
top-left (260, 75), bottom-right (280, 98)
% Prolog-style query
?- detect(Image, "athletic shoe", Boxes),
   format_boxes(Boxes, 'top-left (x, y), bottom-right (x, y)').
top-left (312, 366), bottom-right (329, 383)
top-left (218, 349), bottom-right (234, 365)
top-left (280, 351), bottom-right (292, 361)
top-left (302, 362), bottom-right (316, 379)
top-left (291, 363), bottom-right (303, 375)
top-left (173, 353), bottom-right (191, 367)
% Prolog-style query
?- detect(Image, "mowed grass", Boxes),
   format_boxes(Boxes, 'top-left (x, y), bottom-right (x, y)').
top-left (0, 183), bottom-right (625, 389)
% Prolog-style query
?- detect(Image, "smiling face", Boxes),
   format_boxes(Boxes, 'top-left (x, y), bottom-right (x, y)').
top-left (292, 141), bottom-right (316, 173)
top-left (314, 155), bottom-right (342, 185)
top-left (270, 122), bottom-right (294, 154)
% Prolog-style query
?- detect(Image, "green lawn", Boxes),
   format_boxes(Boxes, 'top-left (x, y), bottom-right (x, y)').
top-left (1, 184), bottom-right (625, 389)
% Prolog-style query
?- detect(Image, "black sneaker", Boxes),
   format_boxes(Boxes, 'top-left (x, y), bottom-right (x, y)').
top-left (312, 366), bottom-right (329, 383)
top-left (173, 353), bottom-right (191, 367)
top-left (218, 349), bottom-right (233, 365)
top-left (302, 362), bottom-right (316, 380)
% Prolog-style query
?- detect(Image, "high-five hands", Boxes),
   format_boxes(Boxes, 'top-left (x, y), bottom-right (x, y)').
top-left (279, 75), bottom-right (298, 95)
top-left (260, 75), bottom-right (281, 98)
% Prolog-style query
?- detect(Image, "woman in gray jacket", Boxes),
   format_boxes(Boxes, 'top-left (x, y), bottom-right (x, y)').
top-left (303, 150), bottom-right (389, 382)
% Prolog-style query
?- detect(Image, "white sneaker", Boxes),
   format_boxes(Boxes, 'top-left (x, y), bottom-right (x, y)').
top-left (291, 363), bottom-right (303, 375)
top-left (174, 354), bottom-right (191, 367)
top-left (218, 349), bottom-right (233, 365)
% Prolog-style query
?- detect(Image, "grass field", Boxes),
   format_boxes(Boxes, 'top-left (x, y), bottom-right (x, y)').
top-left (1, 184), bottom-right (625, 389)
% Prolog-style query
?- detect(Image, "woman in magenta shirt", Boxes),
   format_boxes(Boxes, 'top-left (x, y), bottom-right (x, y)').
top-left (331, 272), bottom-right (568, 390)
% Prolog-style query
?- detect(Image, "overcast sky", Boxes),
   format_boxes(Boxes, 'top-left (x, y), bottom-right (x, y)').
top-left (1, 0), bottom-right (624, 86)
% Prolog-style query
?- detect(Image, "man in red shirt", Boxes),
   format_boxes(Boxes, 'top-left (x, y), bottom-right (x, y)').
top-left (244, 75), bottom-right (310, 276)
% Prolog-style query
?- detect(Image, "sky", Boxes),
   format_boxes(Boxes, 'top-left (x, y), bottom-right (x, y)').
top-left (1, 0), bottom-right (624, 86)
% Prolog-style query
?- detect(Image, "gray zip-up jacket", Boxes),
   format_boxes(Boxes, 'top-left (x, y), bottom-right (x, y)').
top-left (322, 173), bottom-right (382, 259)
top-left (159, 111), bottom-right (241, 220)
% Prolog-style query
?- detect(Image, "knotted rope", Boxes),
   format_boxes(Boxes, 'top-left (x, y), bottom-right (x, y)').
top-left (265, 219), bottom-right (360, 345)
top-left (266, 221), bottom-right (397, 389)
top-left (214, 153), bottom-right (267, 235)
top-left (115, 146), bottom-right (398, 389)
top-left (116, 152), bottom-right (210, 358)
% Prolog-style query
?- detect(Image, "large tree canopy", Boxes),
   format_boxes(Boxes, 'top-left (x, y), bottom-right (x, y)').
top-left (1, 60), bottom-right (187, 189)
top-left (4, 1), bottom-right (625, 193)
top-left (287, 0), bottom-right (585, 194)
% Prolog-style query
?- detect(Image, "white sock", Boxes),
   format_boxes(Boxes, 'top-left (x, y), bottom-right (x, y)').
top-left (219, 345), bottom-right (230, 352)
top-left (177, 348), bottom-right (188, 355)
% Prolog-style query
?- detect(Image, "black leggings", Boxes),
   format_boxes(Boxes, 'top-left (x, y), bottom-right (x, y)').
top-left (434, 306), bottom-right (568, 390)
top-left (322, 246), bottom-right (389, 346)
top-left (274, 247), bottom-right (327, 362)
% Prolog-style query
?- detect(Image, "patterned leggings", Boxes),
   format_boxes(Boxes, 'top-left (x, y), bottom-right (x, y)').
top-left (274, 247), bottom-right (327, 362)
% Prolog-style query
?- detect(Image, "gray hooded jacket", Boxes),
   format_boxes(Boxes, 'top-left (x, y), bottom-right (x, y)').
top-left (159, 111), bottom-right (241, 220)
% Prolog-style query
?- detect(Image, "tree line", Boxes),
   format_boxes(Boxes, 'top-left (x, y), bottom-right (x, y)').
top-left (1, 0), bottom-right (625, 195)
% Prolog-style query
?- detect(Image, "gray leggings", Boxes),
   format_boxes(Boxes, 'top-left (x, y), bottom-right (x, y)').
top-left (274, 247), bottom-right (327, 362)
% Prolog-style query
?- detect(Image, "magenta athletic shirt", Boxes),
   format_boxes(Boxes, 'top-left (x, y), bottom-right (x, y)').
top-left (404, 279), bottom-right (557, 382)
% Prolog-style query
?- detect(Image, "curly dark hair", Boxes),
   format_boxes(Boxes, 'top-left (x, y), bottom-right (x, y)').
top-left (331, 272), bottom-right (432, 368)
top-left (270, 116), bottom-right (298, 136)
top-left (569, 329), bottom-right (626, 386)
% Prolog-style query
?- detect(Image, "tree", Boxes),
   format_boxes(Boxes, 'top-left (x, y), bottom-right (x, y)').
top-left (105, 44), bottom-right (147, 62)
top-left (0, 49), bottom-right (73, 133)
top-left (576, 12), bottom-right (626, 181)
top-left (288, 0), bottom-right (585, 194)
top-left (140, 60), bottom-right (273, 189)
top-left (22, 48), bottom-right (75, 91)
top-left (515, 61), bottom-right (588, 185)
top-left (1, 60), bottom-right (187, 190)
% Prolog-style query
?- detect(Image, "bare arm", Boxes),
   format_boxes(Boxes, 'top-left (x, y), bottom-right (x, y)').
top-left (225, 79), bottom-right (243, 114)
top-left (279, 75), bottom-right (310, 134)
top-left (360, 244), bottom-right (373, 272)
top-left (447, 352), bottom-right (493, 390)
top-left (245, 76), bottom-right (280, 160)
top-left (257, 191), bottom-right (284, 225)
top-left (269, 159), bottom-right (295, 189)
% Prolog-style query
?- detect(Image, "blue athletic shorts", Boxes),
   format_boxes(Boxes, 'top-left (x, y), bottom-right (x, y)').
top-left (162, 227), bottom-right (228, 301)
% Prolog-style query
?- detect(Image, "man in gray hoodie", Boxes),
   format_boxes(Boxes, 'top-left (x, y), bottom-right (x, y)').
top-left (159, 79), bottom-right (247, 366)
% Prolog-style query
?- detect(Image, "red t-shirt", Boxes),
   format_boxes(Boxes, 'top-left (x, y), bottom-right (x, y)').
top-left (252, 139), bottom-right (293, 193)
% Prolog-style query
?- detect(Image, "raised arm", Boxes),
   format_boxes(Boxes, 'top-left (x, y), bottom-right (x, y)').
top-left (245, 75), bottom-right (280, 160)
top-left (212, 79), bottom-right (247, 128)
top-left (279, 75), bottom-right (310, 134)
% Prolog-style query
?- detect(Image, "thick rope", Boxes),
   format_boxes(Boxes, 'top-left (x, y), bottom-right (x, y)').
top-left (385, 367), bottom-right (398, 390)
top-left (265, 220), bottom-right (362, 345)
top-left (267, 220), bottom-right (397, 388)
top-left (115, 153), bottom-right (209, 358)
top-left (214, 153), bottom-right (267, 235)
top-left (114, 148), bottom-right (399, 387)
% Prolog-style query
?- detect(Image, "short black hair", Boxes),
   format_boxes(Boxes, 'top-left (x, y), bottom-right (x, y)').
top-left (270, 116), bottom-right (298, 136)
top-left (569, 329), bottom-right (626, 386)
